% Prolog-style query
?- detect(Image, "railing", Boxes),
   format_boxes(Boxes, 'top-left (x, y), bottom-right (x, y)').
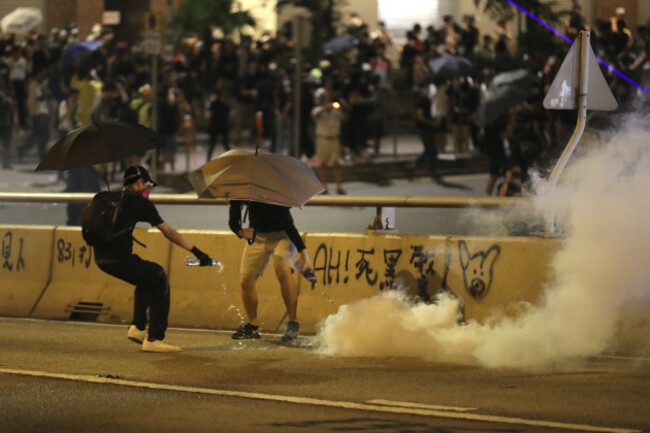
top-left (0, 192), bottom-right (533, 208)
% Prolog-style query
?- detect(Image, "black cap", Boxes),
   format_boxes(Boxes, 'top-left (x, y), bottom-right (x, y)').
top-left (123, 165), bottom-right (157, 187)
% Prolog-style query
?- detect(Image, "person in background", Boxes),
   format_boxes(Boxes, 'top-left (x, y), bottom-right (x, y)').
top-left (93, 165), bottom-right (215, 352)
top-left (7, 47), bottom-right (27, 128)
top-left (276, 74), bottom-right (294, 155)
top-left (0, 77), bottom-right (15, 169)
top-left (205, 88), bottom-right (231, 161)
top-left (18, 69), bottom-right (50, 161)
top-left (312, 92), bottom-right (346, 195)
top-left (228, 199), bottom-right (314, 342)
top-left (498, 165), bottom-right (530, 197)
top-left (414, 83), bottom-right (442, 181)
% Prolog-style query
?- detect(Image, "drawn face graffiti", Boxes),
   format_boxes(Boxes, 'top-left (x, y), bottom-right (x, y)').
top-left (459, 241), bottom-right (501, 300)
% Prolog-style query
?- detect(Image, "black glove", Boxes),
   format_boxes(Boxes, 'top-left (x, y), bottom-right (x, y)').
top-left (191, 246), bottom-right (213, 267)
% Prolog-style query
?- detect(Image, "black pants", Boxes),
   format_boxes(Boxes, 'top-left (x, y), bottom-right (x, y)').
top-left (417, 127), bottom-right (438, 175)
top-left (207, 127), bottom-right (230, 162)
top-left (97, 254), bottom-right (170, 341)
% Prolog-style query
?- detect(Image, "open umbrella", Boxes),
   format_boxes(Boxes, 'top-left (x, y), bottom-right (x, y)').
top-left (59, 40), bottom-right (103, 70)
top-left (1, 7), bottom-right (42, 34)
top-left (474, 69), bottom-right (537, 126)
top-left (428, 55), bottom-right (472, 80)
top-left (474, 85), bottom-right (536, 126)
top-left (323, 34), bottom-right (358, 54)
top-left (36, 120), bottom-right (162, 187)
top-left (188, 149), bottom-right (325, 208)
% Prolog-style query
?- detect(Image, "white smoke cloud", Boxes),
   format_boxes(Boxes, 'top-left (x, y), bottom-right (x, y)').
top-left (313, 114), bottom-right (650, 368)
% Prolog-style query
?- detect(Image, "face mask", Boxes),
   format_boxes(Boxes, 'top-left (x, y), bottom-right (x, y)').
top-left (139, 188), bottom-right (150, 199)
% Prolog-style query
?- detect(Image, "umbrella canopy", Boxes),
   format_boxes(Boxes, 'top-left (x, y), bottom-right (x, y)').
top-left (35, 121), bottom-right (162, 171)
top-left (428, 55), bottom-right (472, 80)
top-left (1, 7), bottom-right (42, 34)
top-left (490, 69), bottom-right (533, 89)
top-left (474, 85), bottom-right (536, 126)
top-left (323, 34), bottom-right (358, 54)
top-left (474, 69), bottom-right (538, 126)
top-left (189, 150), bottom-right (325, 208)
top-left (60, 40), bottom-right (103, 70)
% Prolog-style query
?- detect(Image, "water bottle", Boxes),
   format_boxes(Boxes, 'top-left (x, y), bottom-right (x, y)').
top-left (185, 256), bottom-right (220, 266)
top-left (294, 259), bottom-right (317, 286)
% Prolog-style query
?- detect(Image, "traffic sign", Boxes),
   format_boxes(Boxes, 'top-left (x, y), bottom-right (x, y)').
top-left (141, 31), bottom-right (162, 55)
top-left (143, 12), bottom-right (162, 32)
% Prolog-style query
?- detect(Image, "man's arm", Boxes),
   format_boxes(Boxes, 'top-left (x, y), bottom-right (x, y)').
top-left (156, 222), bottom-right (194, 251)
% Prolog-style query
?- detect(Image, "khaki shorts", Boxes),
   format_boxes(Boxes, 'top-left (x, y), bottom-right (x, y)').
top-left (240, 231), bottom-right (296, 276)
top-left (316, 136), bottom-right (341, 164)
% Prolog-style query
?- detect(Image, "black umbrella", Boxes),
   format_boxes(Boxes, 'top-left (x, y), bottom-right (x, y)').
top-left (428, 55), bottom-right (472, 80)
top-left (36, 120), bottom-right (162, 187)
top-left (323, 34), bottom-right (358, 54)
top-left (474, 70), bottom-right (537, 126)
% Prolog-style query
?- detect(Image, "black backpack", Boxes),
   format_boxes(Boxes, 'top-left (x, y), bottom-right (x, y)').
top-left (80, 191), bottom-right (131, 246)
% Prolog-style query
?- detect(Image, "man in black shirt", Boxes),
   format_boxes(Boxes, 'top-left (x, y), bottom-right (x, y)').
top-left (228, 200), bottom-right (314, 341)
top-left (94, 165), bottom-right (214, 352)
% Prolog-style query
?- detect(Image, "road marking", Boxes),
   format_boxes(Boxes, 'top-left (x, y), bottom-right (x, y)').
top-left (367, 399), bottom-right (477, 412)
top-left (0, 368), bottom-right (640, 433)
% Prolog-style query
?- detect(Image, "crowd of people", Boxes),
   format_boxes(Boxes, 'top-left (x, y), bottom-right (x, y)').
top-left (0, 6), bottom-right (647, 198)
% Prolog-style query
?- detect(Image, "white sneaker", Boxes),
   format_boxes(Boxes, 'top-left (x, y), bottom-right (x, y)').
top-left (127, 325), bottom-right (146, 344)
top-left (142, 339), bottom-right (181, 352)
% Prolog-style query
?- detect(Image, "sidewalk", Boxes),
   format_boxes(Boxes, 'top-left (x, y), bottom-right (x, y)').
top-left (157, 133), bottom-right (489, 191)
top-left (3, 132), bottom-right (488, 193)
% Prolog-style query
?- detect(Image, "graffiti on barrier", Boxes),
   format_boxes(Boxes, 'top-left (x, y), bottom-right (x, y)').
top-left (310, 239), bottom-right (502, 302)
top-left (458, 240), bottom-right (500, 300)
top-left (56, 238), bottom-right (93, 268)
top-left (1, 231), bottom-right (25, 272)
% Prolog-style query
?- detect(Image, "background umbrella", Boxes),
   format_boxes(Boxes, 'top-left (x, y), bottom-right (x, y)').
top-left (1, 7), bottom-right (42, 34)
top-left (428, 55), bottom-right (472, 80)
top-left (474, 84), bottom-right (536, 126)
top-left (323, 34), bottom-right (358, 54)
top-left (36, 120), bottom-right (162, 188)
top-left (59, 40), bottom-right (103, 70)
top-left (473, 70), bottom-right (537, 126)
top-left (490, 69), bottom-right (535, 89)
top-left (188, 149), bottom-right (325, 208)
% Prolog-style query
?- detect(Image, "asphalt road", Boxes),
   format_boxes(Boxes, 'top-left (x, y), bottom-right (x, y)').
top-left (1, 318), bottom-right (648, 433)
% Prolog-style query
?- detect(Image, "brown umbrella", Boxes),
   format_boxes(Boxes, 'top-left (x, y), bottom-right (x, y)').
top-left (188, 149), bottom-right (325, 208)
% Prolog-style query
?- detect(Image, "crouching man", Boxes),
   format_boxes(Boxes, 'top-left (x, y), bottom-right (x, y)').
top-left (91, 165), bottom-right (214, 352)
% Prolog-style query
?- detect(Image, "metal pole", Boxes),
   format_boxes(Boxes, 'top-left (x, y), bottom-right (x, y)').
top-left (545, 30), bottom-right (590, 233)
top-left (150, 54), bottom-right (159, 179)
top-left (293, 15), bottom-right (302, 158)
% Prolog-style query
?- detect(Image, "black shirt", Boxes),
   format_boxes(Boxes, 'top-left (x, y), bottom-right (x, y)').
top-left (228, 201), bottom-right (305, 251)
top-left (94, 192), bottom-right (164, 260)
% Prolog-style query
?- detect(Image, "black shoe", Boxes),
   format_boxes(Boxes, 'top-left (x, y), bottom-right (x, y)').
top-left (281, 321), bottom-right (299, 342)
top-left (232, 323), bottom-right (261, 340)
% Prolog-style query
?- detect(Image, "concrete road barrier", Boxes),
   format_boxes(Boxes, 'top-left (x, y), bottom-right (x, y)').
top-left (0, 226), bottom-right (55, 317)
top-left (31, 227), bottom-right (170, 324)
top-left (0, 225), bottom-right (563, 335)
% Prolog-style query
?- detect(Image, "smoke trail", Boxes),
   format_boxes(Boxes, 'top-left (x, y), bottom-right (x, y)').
top-left (313, 115), bottom-right (650, 368)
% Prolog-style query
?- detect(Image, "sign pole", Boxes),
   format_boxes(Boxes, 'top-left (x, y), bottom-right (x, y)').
top-left (293, 15), bottom-right (302, 158)
top-left (151, 54), bottom-right (158, 179)
top-left (545, 31), bottom-right (590, 233)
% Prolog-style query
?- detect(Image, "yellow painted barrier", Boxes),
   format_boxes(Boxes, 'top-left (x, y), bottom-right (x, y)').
top-left (31, 227), bottom-right (170, 324)
top-left (3, 224), bottom-right (564, 336)
top-left (295, 233), bottom-right (563, 333)
top-left (0, 226), bottom-right (55, 317)
top-left (167, 230), bottom-right (246, 329)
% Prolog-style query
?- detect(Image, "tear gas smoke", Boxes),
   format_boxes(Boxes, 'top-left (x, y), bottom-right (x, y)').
top-left (313, 115), bottom-right (650, 368)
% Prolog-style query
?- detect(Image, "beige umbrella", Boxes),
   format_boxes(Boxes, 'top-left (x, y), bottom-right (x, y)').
top-left (1, 7), bottom-right (42, 33)
top-left (188, 149), bottom-right (325, 207)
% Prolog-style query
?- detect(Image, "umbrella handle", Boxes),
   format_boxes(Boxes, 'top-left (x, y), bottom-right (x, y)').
top-left (247, 231), bottom-right (256, 245)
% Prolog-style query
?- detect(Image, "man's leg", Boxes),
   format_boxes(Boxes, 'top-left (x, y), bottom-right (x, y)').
top-left (274, 265), bottom-right (298, 322)
top-left (240, 273), bottom-right (259, 326)
top-left (98, 256), bottom-right (169, 340)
